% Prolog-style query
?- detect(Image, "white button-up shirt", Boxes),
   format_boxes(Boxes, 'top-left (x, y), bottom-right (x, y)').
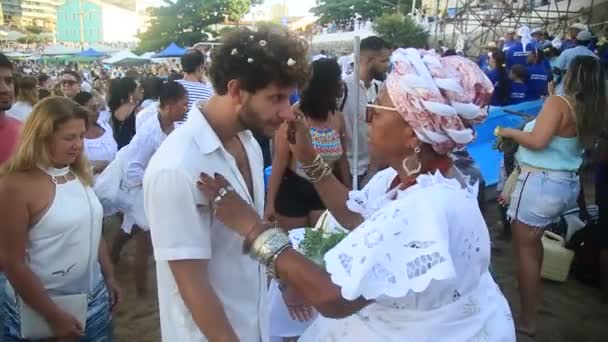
top-left (143, 102), bottom-right (268, 342)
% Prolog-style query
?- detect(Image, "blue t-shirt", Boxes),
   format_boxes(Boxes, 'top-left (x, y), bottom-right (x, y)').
top-left (486, 68), bottom-right (509, 106)
top-left (502, 40), bottom-right (518, 53)
top-left (562, 39), bottom-right (577, 51)
top-left (508, 82), bottom-right (528, 105)
top-left (477, 54), bottom-right (490, 72)
top-left (526, 63), bottom-right (550, 100)
top-left (506, 42), bottom-right (532, 68)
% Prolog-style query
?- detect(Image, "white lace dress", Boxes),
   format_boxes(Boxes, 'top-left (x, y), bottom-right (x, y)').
top-left (299, 168), bottom-right (515, 342)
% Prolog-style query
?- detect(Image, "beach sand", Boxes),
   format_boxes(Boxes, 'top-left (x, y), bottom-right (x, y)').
top-left (107, 204), bottom-right (608, 342)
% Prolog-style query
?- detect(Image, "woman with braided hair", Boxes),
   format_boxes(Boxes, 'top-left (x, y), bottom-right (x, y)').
top-left (197, 48), bottom-right (515, 341)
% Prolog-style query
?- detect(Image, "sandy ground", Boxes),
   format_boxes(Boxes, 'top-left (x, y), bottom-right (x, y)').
top-left (107, 203), bottom-right (608, 342)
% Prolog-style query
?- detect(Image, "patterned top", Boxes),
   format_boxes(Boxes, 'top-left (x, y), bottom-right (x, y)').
top-left (296, 127), bottom-right (343, 177)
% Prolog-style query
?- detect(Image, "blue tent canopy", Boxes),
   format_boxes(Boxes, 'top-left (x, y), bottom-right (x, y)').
top-left (152, 43), bottom-right (186, 58)
top-left (78, 48), bottom-right (106, 58)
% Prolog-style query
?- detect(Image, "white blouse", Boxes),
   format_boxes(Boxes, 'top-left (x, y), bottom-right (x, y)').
top-left (299, 168), bottom-right (515, 342)
top-left (122, 113), bottom-right (166, 189)
top-left (84, 122), bottom-right (117, 165)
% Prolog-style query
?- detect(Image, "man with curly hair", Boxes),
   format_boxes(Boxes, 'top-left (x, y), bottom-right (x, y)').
top-left (143, 26), bottom-right (310, 342)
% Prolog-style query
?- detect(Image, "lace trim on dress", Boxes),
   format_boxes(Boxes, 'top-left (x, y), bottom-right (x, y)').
top-left (326, 171), bottom-right (477, 301)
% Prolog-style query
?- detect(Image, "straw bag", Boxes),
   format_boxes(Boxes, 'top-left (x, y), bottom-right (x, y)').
top-left (540, 231), bottom-right (575, 282)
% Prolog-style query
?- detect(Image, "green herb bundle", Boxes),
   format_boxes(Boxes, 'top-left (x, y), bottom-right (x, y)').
top-left (298, 228), bottom-right (348, 267)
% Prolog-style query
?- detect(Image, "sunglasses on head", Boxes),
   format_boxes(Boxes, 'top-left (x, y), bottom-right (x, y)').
top-left (365, 103), bottom-right (398, 123)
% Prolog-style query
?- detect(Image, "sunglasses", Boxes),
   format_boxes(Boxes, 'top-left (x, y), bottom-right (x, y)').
top-left (61, 80), bottom-right (77, 86)
top-left (365, 103), bottom-right (398, 123)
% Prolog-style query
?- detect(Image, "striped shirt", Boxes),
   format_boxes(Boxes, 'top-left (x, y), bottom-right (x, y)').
top-left (175, 79), bottom-right (214, 120)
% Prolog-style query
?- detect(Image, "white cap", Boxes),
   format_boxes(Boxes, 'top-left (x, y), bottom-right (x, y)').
top-left (506, 28), bottom-right (516, 34)
top-left (530, 27), bottom-right (543, 35)
top-left (569, 23), bottom-right (587, 31)
top-left (576, 30), bottom-right (593, 41)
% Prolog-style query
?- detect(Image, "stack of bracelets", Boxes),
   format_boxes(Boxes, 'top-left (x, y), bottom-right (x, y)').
top-left (298, 154), bottom-right (333, 183)
top-left (243, 154), bottom-right (332, 279)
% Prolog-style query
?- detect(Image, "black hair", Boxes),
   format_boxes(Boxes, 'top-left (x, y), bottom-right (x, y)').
top-left (0, 53), bottom-right (13, 71)
top-left (443, 49), bottom-right (457, 56)
top-left (168, 72), bottom-right (183, 82)
top-left (107, 77), bottom-right (137, 113)
top-left (159, 81), bottom-right (187, 108)
top-left (60, 70), bottom-right (82, 83)
top-left (181, 49), bottom-right (206, 74)
top-left (38, 89), bottom-right (51, 100)
top-left (490, 49), bottom-right (510, 105)
top-left (299, 58), bottom-right (342, 120)
top-left (510, 64), bottom-right (528, 81)
top-left (209, 25), bottom-right (310, 96)
top-left (320, 49), bottom-right (327, 55)
top-left (360, 36), bottom-right (391, 53)
top-left (142, 77), bottom-right (163, 101)
top-left (37, 74), bottom-right (50, 86)
top-left (73, 91), bottom-right (94, 107)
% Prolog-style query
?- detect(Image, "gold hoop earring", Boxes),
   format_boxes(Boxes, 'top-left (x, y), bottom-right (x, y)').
top-left (402, 146), bottom-right (422, 176)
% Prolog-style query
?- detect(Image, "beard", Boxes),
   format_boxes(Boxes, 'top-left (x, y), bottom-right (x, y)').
top-left (237, 101), bottom-right (274, 139)
top-left (0, 102), bottom-right (12, 111)
top-left (370, 67), bottom-right (387, 82)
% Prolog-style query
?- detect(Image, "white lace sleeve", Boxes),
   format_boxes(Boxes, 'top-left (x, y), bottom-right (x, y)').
top-left (325, 189), bottom-right (456, 301)
top-left (346, 168), bottom-right (397, 219)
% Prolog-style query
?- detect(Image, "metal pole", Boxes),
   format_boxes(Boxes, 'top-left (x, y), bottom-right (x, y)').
top-left (411, 0), bottom-right (417, 14)
top-left (352, 36), bottom-right (361, 190)
top-left (78, 0), bottom-right (84, 50)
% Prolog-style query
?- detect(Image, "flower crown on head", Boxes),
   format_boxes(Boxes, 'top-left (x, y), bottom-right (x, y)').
top-left (229, 39), bottom-right (296, 66)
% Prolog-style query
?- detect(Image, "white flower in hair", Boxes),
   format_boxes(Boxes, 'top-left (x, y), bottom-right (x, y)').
top-left (248, 58), bottom-right (254, 63)
top-left (287, 58), bottom-right (296, 66)
top-left (231, 48), bottom-right (238, 56)
top-left (259, 40), bottom-right (267, 47)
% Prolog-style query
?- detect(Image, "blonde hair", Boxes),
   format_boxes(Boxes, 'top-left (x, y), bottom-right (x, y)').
top-left (0, 96), bottom-right (93, 185)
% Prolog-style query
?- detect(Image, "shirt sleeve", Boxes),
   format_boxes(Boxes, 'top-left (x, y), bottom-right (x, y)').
top-left (123, 127), bottom-right (159, 188)
top-left (144, 168), bottom-right (211, 261)
top-left (325, 188), bottom-right (456, 301)
top-left (555, 51), bottom-right (567, 70)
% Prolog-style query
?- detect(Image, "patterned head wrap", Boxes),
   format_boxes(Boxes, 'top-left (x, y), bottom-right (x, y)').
top-left (385, 48), bottom-right (494, 154)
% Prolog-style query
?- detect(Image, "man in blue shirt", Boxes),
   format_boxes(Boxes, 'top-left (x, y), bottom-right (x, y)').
top-left (562, 23), bottom-right (587, 51)
top-left (530, 28), bottom-right (551, 49)
top-left (554, 30), bottom-right (599, 93)
top-left (502, 29), bottom-right (517, 52)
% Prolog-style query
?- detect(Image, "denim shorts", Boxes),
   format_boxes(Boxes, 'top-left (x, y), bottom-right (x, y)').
top-left (507, 170), bottom-right (580, 228)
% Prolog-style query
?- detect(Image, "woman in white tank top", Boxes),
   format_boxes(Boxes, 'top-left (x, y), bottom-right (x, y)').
top-left (0, 97), bottom-right (122, 341)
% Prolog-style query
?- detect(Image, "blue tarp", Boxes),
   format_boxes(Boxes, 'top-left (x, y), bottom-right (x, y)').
top-left (152, 43), bottom-right (186, 58)
top-left (78, 48), bottom-right (105, 57)
top-left (466, 99), bottom-right (544, 186)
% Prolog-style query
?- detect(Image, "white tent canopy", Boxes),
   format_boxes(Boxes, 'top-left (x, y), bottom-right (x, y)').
top-left (102, 50), bottom-right (149, 65)
top-left (4, 51), bottom-right (32, 58)
top-left (42, 44), bottom-right (80, 56)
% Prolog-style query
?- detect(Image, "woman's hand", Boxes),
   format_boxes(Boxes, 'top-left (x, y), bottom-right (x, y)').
top-left (282, 286), bottom-right (315, 322)
top-left (263, 202), bottom-right (277, 223)
top-left (197, 173), bottom-right (262, 236)
top-left (496, 127), bottom-right (516, 139)
top-left (47, 309), bottom-right (84, 340)
top-left (286, 112), bottom-right (317, 165)
top-left (106, 277), bottom-right (123, 312)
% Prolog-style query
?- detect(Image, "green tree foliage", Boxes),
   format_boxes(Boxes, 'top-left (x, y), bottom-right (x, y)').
top-left (373, 13), bottom-right (428, 48)
top-left (311, 0), bottom-right (413, 26)
top-left (137, 0), bottom-right (262, 53)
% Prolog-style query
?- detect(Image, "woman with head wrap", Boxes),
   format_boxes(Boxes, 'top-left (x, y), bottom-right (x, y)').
top-left (197, 48), bottom-right (515, 341)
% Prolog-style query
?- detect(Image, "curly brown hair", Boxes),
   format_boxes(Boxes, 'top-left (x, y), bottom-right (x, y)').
top-left (209, 25), bottom-right (310, 95)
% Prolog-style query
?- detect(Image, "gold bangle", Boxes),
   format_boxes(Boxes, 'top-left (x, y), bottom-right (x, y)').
top-left (249, 228), bottom-right (290, 266)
